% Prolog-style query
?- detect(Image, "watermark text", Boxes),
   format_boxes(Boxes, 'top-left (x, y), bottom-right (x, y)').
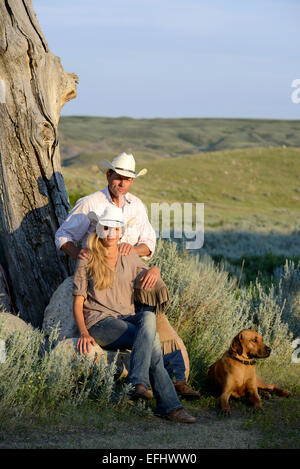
top-left (150, 202), bottom-right (204, 250)
top-left (291, 79), bottom-right (300, 104)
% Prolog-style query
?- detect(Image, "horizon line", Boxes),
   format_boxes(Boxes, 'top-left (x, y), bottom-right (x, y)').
top-left (60, 115), bottom-right (300, 121)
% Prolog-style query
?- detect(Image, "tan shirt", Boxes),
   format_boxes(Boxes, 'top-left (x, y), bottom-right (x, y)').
top-left (73, 251), bottom-right (148, 330)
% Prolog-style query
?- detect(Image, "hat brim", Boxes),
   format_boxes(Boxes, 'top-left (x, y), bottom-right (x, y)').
top-left (98, 160), bottom-right (147, 178)
top-left (98, 219), bottom-right (125, 229)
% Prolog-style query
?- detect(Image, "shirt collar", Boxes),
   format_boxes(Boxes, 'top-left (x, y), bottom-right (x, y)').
top-left (103, 186), bottom-right (132, 206)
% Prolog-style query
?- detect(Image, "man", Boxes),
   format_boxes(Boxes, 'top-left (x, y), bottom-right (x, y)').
top-left (55, 152), bottom-right (200, 398)
top-left (56, 152), bottom-right (155, 258)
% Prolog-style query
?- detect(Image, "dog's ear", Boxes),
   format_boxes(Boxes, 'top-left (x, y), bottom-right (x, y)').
top-left (230, 333), bottom-right (243, 356)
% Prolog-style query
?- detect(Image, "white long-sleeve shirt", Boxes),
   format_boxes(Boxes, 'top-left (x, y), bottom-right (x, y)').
top-left (55, 186), bottom-right (156, 259)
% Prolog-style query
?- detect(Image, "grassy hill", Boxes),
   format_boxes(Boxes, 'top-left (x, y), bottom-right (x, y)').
top-left (62, 145), bottom-right (300, 232)
top-left (58, 116), bottom-right (300, 165)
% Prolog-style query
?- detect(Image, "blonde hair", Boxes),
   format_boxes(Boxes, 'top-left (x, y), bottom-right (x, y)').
top-left (86, 231), bottom-right (116, 290)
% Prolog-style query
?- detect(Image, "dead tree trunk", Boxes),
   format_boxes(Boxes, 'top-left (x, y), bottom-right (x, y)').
top-left (0, 0), bottom-right (78, 327)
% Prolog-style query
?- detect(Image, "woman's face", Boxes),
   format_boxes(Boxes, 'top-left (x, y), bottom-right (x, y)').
top-left (98, 225), bottom-right (121, 247)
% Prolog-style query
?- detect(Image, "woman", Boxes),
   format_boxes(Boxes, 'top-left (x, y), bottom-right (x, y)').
top-left (72, 205), bottom-right (196, 423)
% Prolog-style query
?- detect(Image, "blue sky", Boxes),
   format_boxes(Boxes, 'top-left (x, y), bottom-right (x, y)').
top-left (32, 0), bottom-right (300, 119)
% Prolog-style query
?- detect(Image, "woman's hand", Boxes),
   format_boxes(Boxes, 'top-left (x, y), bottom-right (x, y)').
top-left (73, 296), bottom-right (95, 354)
top-left (77, 332), bottom-right (96, 354)
top-left (140, 266), bottom-right (160, 290)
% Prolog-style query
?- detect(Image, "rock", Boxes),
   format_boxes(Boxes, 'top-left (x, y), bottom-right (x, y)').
top-left (0, 312), bottom-right (29, 337)
top-left (53, 337), bottom-right (106, 364)
top-left (53, 337), bottom-right (130, 380)
top-left (42, 276), bottom-right (79, 341)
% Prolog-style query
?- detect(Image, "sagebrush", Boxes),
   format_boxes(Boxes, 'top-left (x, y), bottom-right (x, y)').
top-left (0, 240), bottom-right (299, 421)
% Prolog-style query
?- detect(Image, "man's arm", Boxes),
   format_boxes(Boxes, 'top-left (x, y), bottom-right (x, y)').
top-left (60, 241), bottom-right (81, 260)
top-left (133, 243), bottom-right (151, 257)
top-left (55, 197), bottom-right (92, 252)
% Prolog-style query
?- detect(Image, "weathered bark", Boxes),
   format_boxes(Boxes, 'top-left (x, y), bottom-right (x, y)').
top-left (0, 268), bottom-right (11, 312)
top-left (0, 0), bottom-right (78, 326)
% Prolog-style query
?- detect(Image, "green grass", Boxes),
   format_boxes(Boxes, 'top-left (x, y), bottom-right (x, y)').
top-left (243, 366), bottom-right (300, 449)
top-left (58, 116), bottom-right (300, 165)
top-left (213, 253), bottom-right (300, 288)
top-left (58, 116), bottom-right (300, 233)
top-left (63, 146), bottom-right (300, 232)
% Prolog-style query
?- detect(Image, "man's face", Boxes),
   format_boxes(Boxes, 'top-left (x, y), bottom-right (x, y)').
top-left (107, 170), bottom-right (134, 199)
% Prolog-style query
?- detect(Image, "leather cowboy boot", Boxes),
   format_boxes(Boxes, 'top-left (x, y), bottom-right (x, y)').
top-left (164, 407), bottom-right (196, 423)
top-left (131, 384), bottom-right (154, 400)
top-left (174, 381), bottom-right (201, 399)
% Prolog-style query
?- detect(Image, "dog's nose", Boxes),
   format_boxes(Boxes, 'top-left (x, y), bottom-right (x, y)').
top-left (265, 346), bottom-right (271, 354)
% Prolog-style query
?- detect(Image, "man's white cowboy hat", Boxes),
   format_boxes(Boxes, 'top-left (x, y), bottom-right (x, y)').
top-left (98, 152), bottom-right (147, 178)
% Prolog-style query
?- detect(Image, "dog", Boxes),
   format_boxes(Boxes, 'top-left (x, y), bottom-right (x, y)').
top-left (208, 329), bottom-right (290, 415)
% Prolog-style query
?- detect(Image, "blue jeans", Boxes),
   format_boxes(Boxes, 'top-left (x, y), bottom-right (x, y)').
top-left (88, 305), bottom-right (182, 415)
top-left (163, 350), bottom-right (186, 383)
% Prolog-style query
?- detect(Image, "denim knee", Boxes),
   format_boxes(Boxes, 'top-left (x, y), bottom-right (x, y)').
top-left (150, 333), bottom-right (164, 365)
top-left (153, 333), bottom-right (162, 352)
top-left (136, 309), bottom-right (156, 333)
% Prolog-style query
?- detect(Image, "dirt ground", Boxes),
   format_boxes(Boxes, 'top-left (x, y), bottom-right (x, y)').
top-left (0, 407), bottom-right (261, 449)
top-left (1, 390), bottom-right (299, 450)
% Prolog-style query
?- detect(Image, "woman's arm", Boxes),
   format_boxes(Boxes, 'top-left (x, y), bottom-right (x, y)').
top-left (132, 250), bottom-right (161, 290)
top-left (139, 265), bottom-right (160, 289)
top-left (73, 295), bottom-right (96, 354)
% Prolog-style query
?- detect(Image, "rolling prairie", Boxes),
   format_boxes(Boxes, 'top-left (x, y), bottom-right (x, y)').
top-left (59, 116), bottom-right (300, 233)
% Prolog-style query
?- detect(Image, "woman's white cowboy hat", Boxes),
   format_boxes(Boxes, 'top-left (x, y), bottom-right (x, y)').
top-left (98, 152), bottom-right (147, 178)
top-left (88, 206), bottom-right (125, 236)
top-left (88, 207), bottom-right (136, 238)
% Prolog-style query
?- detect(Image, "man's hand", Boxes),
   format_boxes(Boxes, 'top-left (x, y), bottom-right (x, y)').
top-left (77, 332), bottom-right (96, 354)
top-left (77, 248), bottom-right (91, 260)
top-left (119, 242), bottom-right (134, 256)
top-left (133, 243), bottom-right (151, 258)
top-left (140, 266), bottom-right (160, 290)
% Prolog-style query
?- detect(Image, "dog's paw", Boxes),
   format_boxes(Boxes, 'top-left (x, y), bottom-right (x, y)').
top-left (277, 389), bottom-right (291, 398)
top-left (259, 390), bottom-right (272, 400)
top-left (218, 408), bottom-right (231, 418)
top-left (250, 405), bottom-right (264, 414)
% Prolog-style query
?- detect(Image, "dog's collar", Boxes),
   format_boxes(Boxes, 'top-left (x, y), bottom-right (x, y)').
top-left (229, 353), bottom-right (256, 365)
